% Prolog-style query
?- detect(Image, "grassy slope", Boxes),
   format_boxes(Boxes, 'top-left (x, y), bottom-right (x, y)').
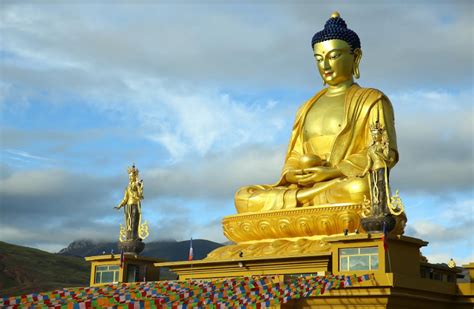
top-left (0, 241), bottom-right (89, 297)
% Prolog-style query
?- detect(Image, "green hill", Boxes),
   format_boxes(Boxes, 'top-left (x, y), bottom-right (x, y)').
top-left (0, 241), bottom-right (89, 297)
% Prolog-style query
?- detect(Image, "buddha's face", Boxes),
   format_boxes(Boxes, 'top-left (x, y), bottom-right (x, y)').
top-left (313, 39), bottom-right (360, 86)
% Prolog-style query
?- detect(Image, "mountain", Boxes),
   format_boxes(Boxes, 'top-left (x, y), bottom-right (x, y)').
top-left (58, 239), bottom-right (224, 261)
top-left (0, 241), bottom-right (89, 297)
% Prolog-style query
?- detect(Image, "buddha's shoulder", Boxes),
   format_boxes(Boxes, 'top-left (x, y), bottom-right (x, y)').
top-left (351, 86), bottom-right (395, 113)
top-left (351, 85), bottom-right (389, 100)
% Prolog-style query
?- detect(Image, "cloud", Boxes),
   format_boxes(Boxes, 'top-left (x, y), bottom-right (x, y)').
top-left (3, 73), bottom-right (292, 162)
top-left (390, 90), bottom-right (474, 194)
top-left (4, 149), bottom-right (50, 162)
top-left (406, 197), bottom-right (473, 264)
top-left (1, 1), bottom-right (472, 102)
top-left (0, 128), bottom-right (88, 150)
top-left (0, 168), bottom-right (119, 226)
top-left (408, 220), bottom-right (471, 243)
top-left (0, 222), bottom-right (118, 252)
top-left (144, 144), bottom-right (285, 201)
top-left (411, 218), bottom-right (473, 265)
top-left (121, 79), bottom-right (288, 159)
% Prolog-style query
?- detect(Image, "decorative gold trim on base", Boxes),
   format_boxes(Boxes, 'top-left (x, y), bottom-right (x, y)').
top-left (205, 237), bottom-right (331, 261)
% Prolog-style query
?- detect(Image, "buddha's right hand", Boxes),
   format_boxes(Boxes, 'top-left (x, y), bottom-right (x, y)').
top-left (285, 169), bottom-right (305, 184)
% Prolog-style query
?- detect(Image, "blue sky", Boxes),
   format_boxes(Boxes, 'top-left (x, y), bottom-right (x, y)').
top-left (0, 1), bottom-right (473, 265)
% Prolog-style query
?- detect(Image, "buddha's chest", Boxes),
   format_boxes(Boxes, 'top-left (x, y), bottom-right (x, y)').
top-left (303, 94), bottom-right (345, 139)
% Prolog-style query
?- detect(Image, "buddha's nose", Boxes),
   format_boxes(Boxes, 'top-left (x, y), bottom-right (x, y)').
top-left (323, 58), bottom-right (331, 70)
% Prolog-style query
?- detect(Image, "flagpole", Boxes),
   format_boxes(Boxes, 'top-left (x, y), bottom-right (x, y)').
top-left (189, 237), bottom-right (194, 281)
top-left (382, 222), bottom-right (393, 275)
top-left (386, 247), bottom-right (392, 273)
top-left (119, 250), bottom-right (125, 283)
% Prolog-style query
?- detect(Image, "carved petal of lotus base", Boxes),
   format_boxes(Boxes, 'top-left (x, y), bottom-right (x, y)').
top-left (223, 203), bottom-right (406, 243)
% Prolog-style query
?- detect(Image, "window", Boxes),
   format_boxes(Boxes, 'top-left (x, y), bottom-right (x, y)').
top-left (339, 247), bottom-right (378, 271)
top-left (95, 265), bottom-right (120, 284)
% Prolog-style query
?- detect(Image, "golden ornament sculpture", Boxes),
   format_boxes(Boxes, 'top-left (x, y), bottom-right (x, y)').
top-left (119, 224), bottom-right (127, 242)
top-left (138, 220), bottom-right (150, 239)
top-left (205, 12), bottom-right (407, 259)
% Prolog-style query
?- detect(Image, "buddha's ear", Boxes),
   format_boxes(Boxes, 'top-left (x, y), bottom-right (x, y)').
top-left (353, 48), bottom-right (362, 79)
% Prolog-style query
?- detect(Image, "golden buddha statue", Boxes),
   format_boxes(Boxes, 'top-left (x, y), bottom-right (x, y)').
top-left (235, 12), bottom-right (397, 213)
top-left (205, 12), bottom-right (406, 261)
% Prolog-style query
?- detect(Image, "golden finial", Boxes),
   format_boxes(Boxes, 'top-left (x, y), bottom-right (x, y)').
top-left (331, 11), bottom-right (340, 18)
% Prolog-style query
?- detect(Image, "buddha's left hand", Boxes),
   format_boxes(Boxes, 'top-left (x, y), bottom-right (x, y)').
top-left (298, 166), bottom-right (342, 186)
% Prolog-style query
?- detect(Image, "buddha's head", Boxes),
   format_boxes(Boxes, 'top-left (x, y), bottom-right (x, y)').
top-left (311, 12), bottom-right (362, 86)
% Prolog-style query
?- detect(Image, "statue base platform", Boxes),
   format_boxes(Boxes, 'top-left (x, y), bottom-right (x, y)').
top-left (118, 239), bottom-right (145, 254)
top-left (155, 234), bottom-right (473, 308)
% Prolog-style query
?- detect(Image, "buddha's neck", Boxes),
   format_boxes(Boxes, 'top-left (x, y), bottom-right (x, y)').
top-left (326, 79), bottom-right (354, 97)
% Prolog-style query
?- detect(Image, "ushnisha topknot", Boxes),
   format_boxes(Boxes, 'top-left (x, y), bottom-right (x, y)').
top-left (311, 11), bottom-right (361, 52)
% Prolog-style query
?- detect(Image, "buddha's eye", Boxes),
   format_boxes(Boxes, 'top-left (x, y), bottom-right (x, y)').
top-left (316, 57), bottom-right (323, 63)
top-left (329, 53), bottom-right (341, 60)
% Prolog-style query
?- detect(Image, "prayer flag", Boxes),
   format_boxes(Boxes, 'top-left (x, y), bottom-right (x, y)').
top-left (2, 273), bottom-right (373, 308)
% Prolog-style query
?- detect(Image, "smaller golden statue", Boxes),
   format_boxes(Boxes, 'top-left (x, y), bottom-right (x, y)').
top-left (448, 258), bottom-right (456, 268)
top-left (360, 122), bottom-right (405, 231)
top-left (115, 165), bottom-right (149, 254)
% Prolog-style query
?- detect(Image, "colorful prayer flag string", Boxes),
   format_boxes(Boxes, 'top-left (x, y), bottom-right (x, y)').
top-left (1, 274), bottom-right (374, 308)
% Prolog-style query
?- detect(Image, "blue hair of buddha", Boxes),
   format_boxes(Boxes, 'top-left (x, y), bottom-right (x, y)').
top-left (311, 13), bottom-right (361, 52)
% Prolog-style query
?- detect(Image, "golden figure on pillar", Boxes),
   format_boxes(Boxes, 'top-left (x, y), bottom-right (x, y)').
top-left (208, 12), bottom-right (406, 260)
top-left (115, 165), bottom-right (149, 254)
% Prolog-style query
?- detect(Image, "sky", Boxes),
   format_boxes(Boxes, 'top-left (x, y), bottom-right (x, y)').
top-left (0, 0), bottom-right (473, 265)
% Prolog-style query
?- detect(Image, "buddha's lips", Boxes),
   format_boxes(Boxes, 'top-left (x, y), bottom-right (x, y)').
top-left (324, 72), bottom-right (333, 76)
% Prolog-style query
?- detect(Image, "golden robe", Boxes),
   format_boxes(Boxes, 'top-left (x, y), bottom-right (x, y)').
top-left (235, 84), bottom-right (398, 213)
